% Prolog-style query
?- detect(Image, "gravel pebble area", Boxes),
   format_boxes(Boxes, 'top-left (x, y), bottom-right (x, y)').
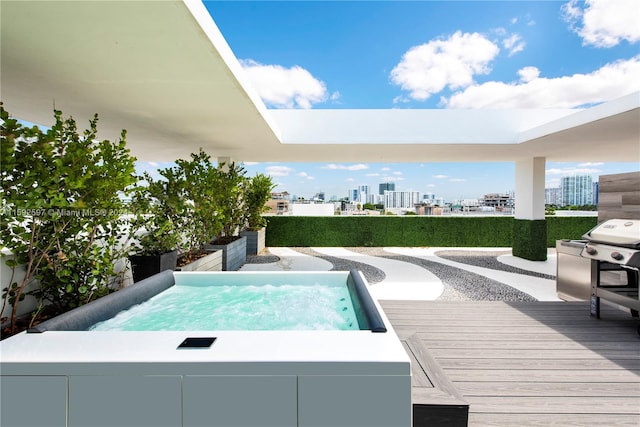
top-left (434, 250), bottom-right (555, 280)
top-left (292, 247), bottom-right (386, 284)
top-left (245, 247), bottom-right (537, 302)
top-left (348, 247), bottom-right (537, 302)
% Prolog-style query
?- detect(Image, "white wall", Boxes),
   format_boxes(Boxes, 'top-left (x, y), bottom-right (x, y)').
top-left (290, 204), bottom-right (335, 216)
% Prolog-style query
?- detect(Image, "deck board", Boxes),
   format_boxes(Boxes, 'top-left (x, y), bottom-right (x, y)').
top-left (380, 300), bottom-right (640, 427)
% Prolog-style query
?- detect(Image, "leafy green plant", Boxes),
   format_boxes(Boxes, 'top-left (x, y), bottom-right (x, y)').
top-left (243, 173), bottom-right (275, 230)
top-left (174, 149), bottom-right (226, 261)
top-left (1, 104), bottom-right (137, 332)
top-left (129, 169), bottom-right (184, 256)
top-left (214, 161), bottom-right (248, 242)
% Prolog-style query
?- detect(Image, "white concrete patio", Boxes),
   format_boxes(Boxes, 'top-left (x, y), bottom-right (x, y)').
top-left (241, 247), bottom-right (559, 302)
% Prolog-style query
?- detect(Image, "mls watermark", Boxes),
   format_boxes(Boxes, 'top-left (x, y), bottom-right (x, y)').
top-left (2, 208), bottom-right (130, 217)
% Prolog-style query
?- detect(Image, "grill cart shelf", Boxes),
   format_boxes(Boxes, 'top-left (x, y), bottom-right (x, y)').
top-left (579, 219), bottom-right (640, 320)
top-left (589, 261), bottom-right (639, 319)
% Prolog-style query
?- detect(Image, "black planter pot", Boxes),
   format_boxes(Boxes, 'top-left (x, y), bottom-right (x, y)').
top-left (129, 250), bottom-right (178, 282)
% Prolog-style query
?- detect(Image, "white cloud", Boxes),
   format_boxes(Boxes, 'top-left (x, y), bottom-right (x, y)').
top-left (365, 173), bottom-right (381, 177)
top-left (296, 171), bottom-right (315, 180)
top-left (381, 175), bottom-right (405, 183)
top-left (266, 165), bottom-right (294, 177)
top-left (392, 95), bottom-right (410, 104)
top-left (323, 163), bottom-right (369, 171)
top-left (546, 166), bottom-right (602, 175)
top-left (444, 56), bottom-right (640, 108)
top-left (240, 59), bottom-right (329, 109)
top-left (562, 0), bottom-right (640, 47)
top-left (390, 31), bottom-right (500, 101)
top-left (546, 177), bottom-right (561, 188)
top-left (433, 174), bottom-right (449, 179)
top-left (578, 162), bottom-right (604, 167)
top-left (450, 178), bottom-right (467, 182)
top-left (518, 66), bottom-right (540, 83)
top-left (502, 33), bottom-right (525, 56)
top-left (297, 172), bottom-right (315, 180)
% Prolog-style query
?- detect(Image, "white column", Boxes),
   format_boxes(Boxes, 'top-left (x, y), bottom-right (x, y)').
top-left (515, 157), bottom-right (546, 220)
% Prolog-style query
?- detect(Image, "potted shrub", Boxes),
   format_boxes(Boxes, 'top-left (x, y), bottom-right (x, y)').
top-left (1, 105), bottom-right (138, 333)
top-left (172, 150), bottom-right (224, 271)
top-left (206, 161), bottom-right (248, 270)
top-left (241, 173), bottom-right (275, 255)
top-left (127, 172), bottom-right (183, 281)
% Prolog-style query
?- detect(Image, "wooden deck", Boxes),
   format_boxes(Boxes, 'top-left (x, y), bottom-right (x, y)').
top-left (380, 300), bottom-right (640, 427)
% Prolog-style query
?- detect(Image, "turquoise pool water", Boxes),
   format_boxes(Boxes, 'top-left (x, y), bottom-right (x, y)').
top-left (90, 283), bottom-right (360, 331)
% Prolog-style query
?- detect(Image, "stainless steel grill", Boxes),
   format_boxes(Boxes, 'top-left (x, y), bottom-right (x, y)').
top-left (578, 219), bottom-right (640, 320)
top-left (580, 219), bottom-right (640, 269)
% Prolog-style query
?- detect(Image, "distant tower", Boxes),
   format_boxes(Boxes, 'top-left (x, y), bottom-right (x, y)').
top-left (561, 175), bottom-right (593, 206)
top-left (379, 182), bottom-right (395, 195)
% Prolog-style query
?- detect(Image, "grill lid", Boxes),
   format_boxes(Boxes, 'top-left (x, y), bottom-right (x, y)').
top-left (583, 219), bottom-right (640, 248)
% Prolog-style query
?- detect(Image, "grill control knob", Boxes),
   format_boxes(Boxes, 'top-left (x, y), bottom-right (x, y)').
top-left (611, 251), bottom-right (624, 261)
top-left (585, 246), bottom-right (597, 255)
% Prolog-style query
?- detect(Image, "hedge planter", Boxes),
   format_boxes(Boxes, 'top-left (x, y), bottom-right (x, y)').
top-left (176, 249), bottom-right (223, 272)
top-left (241, 227), bottom-right (266, 255)
top-left (206, 236), bottom-right (247, 271)
top-left (129, 250), bottom-right (178, 283)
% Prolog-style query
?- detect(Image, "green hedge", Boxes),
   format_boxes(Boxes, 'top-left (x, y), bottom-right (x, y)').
top-left (265, 216), bottom-right (598, 247)
top-left (513, 219), bottom-right (547, 261)
top-left (545, 216), bottom-right (598, 246)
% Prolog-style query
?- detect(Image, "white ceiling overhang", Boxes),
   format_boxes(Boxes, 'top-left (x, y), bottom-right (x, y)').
top-left (1, 0), bottom-right (638, 163)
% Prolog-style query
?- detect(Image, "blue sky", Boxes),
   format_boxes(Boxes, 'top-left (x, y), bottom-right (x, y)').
top-left (179, 0), bottom-right (639, 201)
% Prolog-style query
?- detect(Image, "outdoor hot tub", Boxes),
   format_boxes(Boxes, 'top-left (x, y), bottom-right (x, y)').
top-left (0, 270), bottom-right (411, 427)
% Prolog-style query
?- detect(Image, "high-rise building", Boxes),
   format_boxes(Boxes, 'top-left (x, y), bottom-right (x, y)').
top-left (359, 185), bottom-right (369, 203)
top-left (561, 175), bottom-right (593, 206)
top-left (349, 186), bottom-right (370, 203)
top-left (383, 191), bottom-right (420, 210)
top-left (379, 182), bottom-right (395, 195)
top-left (545, 187), bottom-right (562, 206)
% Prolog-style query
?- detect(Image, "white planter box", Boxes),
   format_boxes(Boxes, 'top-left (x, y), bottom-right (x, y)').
top-left (176, 249), bottom-right (222, 272)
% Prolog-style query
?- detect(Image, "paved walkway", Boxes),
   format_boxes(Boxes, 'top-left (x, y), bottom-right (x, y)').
top-left (240, 247), bottom-right (333, 271)
top-left (385, 247), bottom-right (559, 301)
top-left (313, 247), bottom-right (443, 300)
top-left (241, 247), bottom-right (560, 302)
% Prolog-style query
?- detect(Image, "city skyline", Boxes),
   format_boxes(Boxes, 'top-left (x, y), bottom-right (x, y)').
top-left (138, 160), bottom-right (637, 203)
top-left (138, 0), bottom-right (640, 201)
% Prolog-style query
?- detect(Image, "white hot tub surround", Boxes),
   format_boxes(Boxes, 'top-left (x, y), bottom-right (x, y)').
top-left (0, 271), bottom-right (411, 427)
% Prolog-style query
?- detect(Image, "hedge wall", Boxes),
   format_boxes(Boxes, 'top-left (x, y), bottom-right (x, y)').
top-left (513, 219), bottom-right (547, 261)
top-left (264, 216), bottom-right (598, 248)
